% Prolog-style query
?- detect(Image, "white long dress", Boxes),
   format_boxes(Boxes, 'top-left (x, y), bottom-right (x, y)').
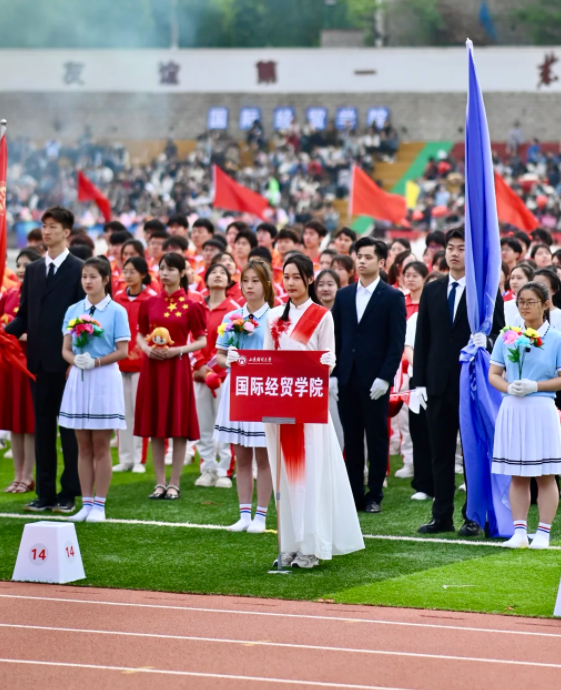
top-left (263, 299), bottom-right (365, 560)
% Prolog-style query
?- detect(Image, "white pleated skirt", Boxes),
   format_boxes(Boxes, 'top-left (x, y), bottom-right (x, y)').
top-left (59, 363), bottom-right (126, 430)
top-left (492, 395), bottom-right (561, 477)
top-left (213, 374), bottom-right (267, 448)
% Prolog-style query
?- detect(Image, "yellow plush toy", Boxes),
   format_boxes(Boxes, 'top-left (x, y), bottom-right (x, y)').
top-left (147, 327), bottom-right (175, 349)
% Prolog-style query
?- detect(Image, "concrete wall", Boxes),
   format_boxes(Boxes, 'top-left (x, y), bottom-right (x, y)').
top-left (2, 91), bottom-right (560, 143)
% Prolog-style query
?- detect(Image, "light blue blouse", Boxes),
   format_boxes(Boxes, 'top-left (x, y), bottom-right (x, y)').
top-left (216, 303), bottom-right (270, 368)
top-left (63, 295), bottom-right (131, 357)
top-left (491, 323), bottom-right (561, 399)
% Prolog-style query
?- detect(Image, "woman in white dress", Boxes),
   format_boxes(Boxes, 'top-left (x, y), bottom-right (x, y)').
top-left (263, 254), bottom-right (364, 569)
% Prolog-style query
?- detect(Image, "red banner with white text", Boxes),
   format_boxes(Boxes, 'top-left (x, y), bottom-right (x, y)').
top-left (229, 350), bottom-right (329, 423)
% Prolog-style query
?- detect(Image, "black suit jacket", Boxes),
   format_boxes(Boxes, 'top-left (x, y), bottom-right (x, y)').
top-left (333, 279), bottom-right (407, 388)
top-left (413, 276), bottom-right (505, 397)
top-left (5, 253), bottom-right (85, 374)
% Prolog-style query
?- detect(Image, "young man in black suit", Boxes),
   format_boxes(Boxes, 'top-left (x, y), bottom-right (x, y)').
top-left (413, 227), bottom-right (505, 535)
top-left (5, 207), bottom-right (85, 512)
top-left (333, 237), bottom-right (406, 513)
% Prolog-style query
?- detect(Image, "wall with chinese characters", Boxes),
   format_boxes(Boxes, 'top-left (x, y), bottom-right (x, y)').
top-left (2, 48), bottom-right (561, 141)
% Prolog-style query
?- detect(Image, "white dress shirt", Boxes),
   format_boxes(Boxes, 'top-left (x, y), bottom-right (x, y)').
top-left (447, 274), bottom-right (466, 321)
top-left (45, 248), bottom-right (70, 276)
top-left (356, 276), bottom-right (380, 322)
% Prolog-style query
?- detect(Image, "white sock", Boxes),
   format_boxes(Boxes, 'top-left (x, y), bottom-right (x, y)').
top-left (228, 504), bottom-right (252, 532)
top-left (503, 521), bottom-right (529, 548)
top-left (514, 520), bottom-right (527, 536)
top-left (91, 496), bottom-right (106, 512)
top-left (253, 506), bottom-right (268, 525)
top-left (531, 522), bottom-right (551, 547)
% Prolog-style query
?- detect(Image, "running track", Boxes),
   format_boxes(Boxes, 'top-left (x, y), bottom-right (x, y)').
top-left (1, 582), bottom-right (561, 690)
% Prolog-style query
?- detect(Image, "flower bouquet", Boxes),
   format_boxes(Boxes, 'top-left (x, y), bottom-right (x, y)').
top-left (217, 313), bottom-right (259, 347)
top-left (67, 315), bottom-right (104, 380)
top-left (500, 325), bottom-right (544, 379)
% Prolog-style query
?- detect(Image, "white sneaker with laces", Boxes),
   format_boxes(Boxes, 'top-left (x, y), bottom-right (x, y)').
top-left (247, 519), bottom-right (266, 533)
top-left (502, 532), bottom-right (529, 548)
top-left (291, 552), bottom-right (319, 569)
top-left (112, 463), bottom-right (133, 472)
top-left (132, 464), bottom-right (146, 474)
top-left (530, 532), bottom-right (550, 549)
top-left (69, 506), bottom-right (92, 522)
top-left (215, 476), bottom-right (232, 489)
top-left (85, 507), bottom-right (106, 523)
top-left (272, 552), bottom-right (296, 568)
top-left (195, 471), bottom-right (218, 487)
top-left (395, 466), bottom-right (414, 479)
top-left (411, 492), bottom-right (431, 500)
top-left (228, 517), bottom-right (251, 532)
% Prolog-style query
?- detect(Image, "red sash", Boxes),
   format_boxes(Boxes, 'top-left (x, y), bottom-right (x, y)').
top-left (280, 302), bottom-right (328, 484)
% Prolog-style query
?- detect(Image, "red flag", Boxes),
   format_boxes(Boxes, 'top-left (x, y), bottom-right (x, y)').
top-left (213, 165), bottom-right (269, 220)
top-left (494, 171), bottom-right (538, 232)
top-left (0, 120), bottom-right (6, 288)
top-left (349, 166), bottom-right (407, 225)
top-left (77, 171), bottom-right (112, 221)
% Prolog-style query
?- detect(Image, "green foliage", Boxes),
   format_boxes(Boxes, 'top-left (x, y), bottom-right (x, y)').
top-left (514, 0), bottom-right (561, 45)
top-left (386, 0), bottom-right (444, 46)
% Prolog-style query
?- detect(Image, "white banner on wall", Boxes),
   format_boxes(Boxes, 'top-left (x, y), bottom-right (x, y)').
top-left (0, 48), bottom-right (561, 93)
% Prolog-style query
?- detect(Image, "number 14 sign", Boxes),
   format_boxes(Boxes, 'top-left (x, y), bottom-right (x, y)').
top-left (230, 350), bottom-right (329, 423)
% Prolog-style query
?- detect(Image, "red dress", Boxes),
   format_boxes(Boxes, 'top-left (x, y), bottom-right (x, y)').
top-left (134, 288), bottom-right (207, 439)
top-left (0, 287), bottom-right (35, 434)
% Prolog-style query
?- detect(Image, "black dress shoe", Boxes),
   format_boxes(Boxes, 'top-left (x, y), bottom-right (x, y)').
top-left (53, 499), bottom-right (76, 514)
top-left (365, 501), bottom-right (381, 514)
top-left (23, 498), bottom-right (56, 512)
top-left (355, 498), bottom-right (366, 512)
top-left (418, 519), bottom-right (455, 534)
top-left (458, 520), bottom-right (483, 537)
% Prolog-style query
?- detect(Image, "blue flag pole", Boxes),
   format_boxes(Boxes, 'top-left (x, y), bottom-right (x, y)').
top-left (460, 39), bottom-right (513, 538)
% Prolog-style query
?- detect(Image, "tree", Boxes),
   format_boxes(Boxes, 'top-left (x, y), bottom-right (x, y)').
top-left (514, 0), bottom-right (561, 45)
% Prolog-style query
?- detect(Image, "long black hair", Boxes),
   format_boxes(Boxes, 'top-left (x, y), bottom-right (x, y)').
top-left (280, 253), bottom-right (320, 321)
top-left (159, 252), bottom-right (188, 292)
top-left (124, 256), bottom-right (152, 286)
top-left (534, 268), bottom-right (561, 310)
top-left (83, 256), bottom-right (112, 297)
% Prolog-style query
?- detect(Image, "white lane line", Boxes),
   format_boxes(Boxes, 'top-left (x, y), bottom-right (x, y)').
top-left (0, 623), bottom-right (559, 669)
top-left (2, 511), bottom-right (558, 549)
top-left (0, 658), bottom-right (416, 690)
top-left (1, 594), bottom-right (560, 639)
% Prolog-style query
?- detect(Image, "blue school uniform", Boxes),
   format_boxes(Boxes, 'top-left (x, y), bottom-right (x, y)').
top-left (59, 296), bottom-right (131, 430)
top-left (491, 321), bottom-right (561, 476)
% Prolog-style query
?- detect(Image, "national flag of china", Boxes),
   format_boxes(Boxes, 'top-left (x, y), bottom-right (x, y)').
top-left (77, 171), bottom-right (112, 221)
top-left (349, 166), bottom-right (407, 225)
top-left (494, 171), bottom-right (538, 232)
top-left (213, 165), bottom-right (269, 220)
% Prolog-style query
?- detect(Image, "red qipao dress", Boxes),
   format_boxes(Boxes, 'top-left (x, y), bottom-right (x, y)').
top-left (134, 289), bottom-right (207, 439)
top-left (0, 287), bottom-right (35, 434)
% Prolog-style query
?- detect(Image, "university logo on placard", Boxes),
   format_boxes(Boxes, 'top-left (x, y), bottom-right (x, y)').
top-left (238, 355), bottom-right (247, 366)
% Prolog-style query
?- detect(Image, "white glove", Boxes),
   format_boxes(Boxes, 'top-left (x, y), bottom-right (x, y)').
top-left (320, 351), bottom-right (336, 367)
top-left (509, 379), bottom-right (538, 397)
top-left (329, 377), bottom-right (339, 401)
top-left (226, 347), bottom-right (240, 365)
top-left (415, 386), bottom-right (428, 409)
top-left (471, 332), bottom-right (487, 348)
top-left (74, 353), bottom-right (95, 370)
top-left (370, 378), bottom-right (390, 400)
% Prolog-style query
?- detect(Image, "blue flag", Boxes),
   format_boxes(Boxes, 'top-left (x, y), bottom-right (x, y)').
top-left (460, 40), bottom-right (513, 538)
top-left (479, 1), bottom-right (497, 43)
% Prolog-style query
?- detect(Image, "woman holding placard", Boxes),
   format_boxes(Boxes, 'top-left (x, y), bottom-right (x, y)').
top-left (215, 260), bottom-right (274, 533)
top-left (263, 253), bottom-right (364, 569)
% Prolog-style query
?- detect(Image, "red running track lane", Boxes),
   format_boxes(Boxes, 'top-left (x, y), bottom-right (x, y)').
top-left (1, 581), bottom-right (561, 690)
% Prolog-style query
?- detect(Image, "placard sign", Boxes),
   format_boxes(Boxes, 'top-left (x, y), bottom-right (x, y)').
top-left (239, 107), bottom-right (262, 130)
top-left (230, 350), bottom-right (329, 423)
top-left (207, 106), bottom-right (229, 130)
top-left (273, 106), bottom-right (295, 131)
top-left (335, 107), bottom-right (358, 130)
top-left (366, 106), bottom-right (390, 129)
top-left (306, 107), bottom-right (328, 131)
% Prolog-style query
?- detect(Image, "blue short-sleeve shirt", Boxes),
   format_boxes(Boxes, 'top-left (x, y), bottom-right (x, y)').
top-left (63, 295), bottom-right (131, 358)
top-left (216, 302), bottom-right (270, 370)
top-left (491, 322), bottom-right (561, 398)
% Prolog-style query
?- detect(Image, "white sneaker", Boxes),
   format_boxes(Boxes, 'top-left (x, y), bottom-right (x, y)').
top-left (247, 519), bottom-right (266, 533)
top-left (112, 463), bottom-right (133, 472)
top-left (68, 505), bottom-right (92, 522)
top-left (502, 532), bottom-right (529, 549)
top-left (291, 552), bottom-right (319, 569)
top-left (195, 471), bottom-right (217, 487)
top-left (455, 464), bottom-right (464, 475)
top-left (110, 435), bottom-right (118, 448)
top-left (86, 507), bottom-right (106, 523)
top-left (215, 476), bottom-right (232, 489)
top-left (383, 478), bottom-right (388, 488)
top-left (530, 533), bottom-right (550, 550)
top-left (4, 448), bottom-right (13, 459)
top-left (395, 466), bottom-right (414, 479)
top-left (411, 492), bottom-right (431, 500)
top-left (132, 464), bottom-right (146, 474)
top-left (458, 483), bottom-right (466, 492)
top-left (272, 552), bottom-right (296, 568)
top-left (228, 518), bottom-right (251, 532)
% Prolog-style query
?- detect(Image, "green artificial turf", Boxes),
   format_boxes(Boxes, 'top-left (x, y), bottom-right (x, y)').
top-left (0, 443), bottom-right (560, 617)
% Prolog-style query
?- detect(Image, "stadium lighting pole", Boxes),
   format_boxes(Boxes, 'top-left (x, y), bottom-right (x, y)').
top-left (170, 0), bottom-right (179, 49)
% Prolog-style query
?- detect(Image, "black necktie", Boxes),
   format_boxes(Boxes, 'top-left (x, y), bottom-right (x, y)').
top-left (448, 282), bottom-right (458, 324)
top-left (46, 262), bottom-right (55, 287)
top-left (248, 313), bottom-right (254, 319)
top-left (89, 305), bottom-right (96, 317)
